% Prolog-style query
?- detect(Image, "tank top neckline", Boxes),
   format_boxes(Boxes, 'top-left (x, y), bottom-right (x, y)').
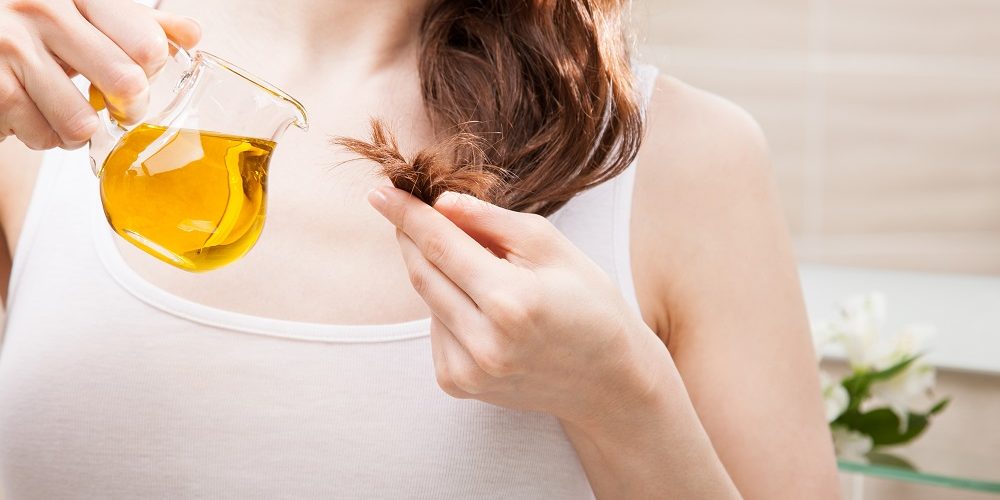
top-left (88, 171), bottom-right (573, 343)
top-left (88, 186), bottom-right (440, 343)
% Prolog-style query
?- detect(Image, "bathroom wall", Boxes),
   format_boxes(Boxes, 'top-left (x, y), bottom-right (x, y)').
top-left (634, 0), bottom-right (1000, 275)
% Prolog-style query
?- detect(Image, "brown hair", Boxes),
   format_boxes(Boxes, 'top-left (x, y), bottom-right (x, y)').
top-left (334, 0), bottom-right (644, 216)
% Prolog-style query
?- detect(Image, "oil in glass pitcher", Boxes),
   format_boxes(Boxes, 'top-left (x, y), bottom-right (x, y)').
top-left (89, 42), bottom-right (307, 272)
top-left (100, 125), bottom-right (276, 271)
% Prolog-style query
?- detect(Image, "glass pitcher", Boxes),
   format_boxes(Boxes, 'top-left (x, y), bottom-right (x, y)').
top-left (89, 42), bottom-right (308, 272)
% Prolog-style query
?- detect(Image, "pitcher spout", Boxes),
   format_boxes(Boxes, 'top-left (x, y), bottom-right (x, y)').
top-left (288, 99), bottom-right (309, 132)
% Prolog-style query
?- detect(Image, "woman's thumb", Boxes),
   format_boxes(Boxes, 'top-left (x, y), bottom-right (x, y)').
top-left (434, 192), bottom-right (560, 264)
top-left (152, 11), bottom-right (202, 50)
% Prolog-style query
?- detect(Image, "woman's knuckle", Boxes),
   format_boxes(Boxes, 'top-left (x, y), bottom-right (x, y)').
top-left (450, 363), bottom-right (485, 394)
top-left (407, 267), bottom-right (428, 295)
top-left (423, 233), bottom-right (449, 265)
top-left (106, 66), bottom-right (147, 100)
top-left (0, 78), bottom-right (20, 109)
top-left (439, 381), bottom-right (463, 398)
top-left (41, 131), bottom-right (61, 149)
top-left (523, 213), bottom-right (552, 236)
top-left (8, 0), bottom-right (56, 23)
top-left (129, 32), bottom-right (168, 70)
top-left (60, 106), bottom-right (97, 142)
top-left (0, 23), bottom-right (33, 59)
top-left (436, 372), bottom-right (468, 399)
top-left (487, 290), bottom-right (533, 327)
top-left (20, 129), bottom-right (58, 150)
top-left (474, 342), bottom-right (514, 377)
top-left (434, 365), bottom-right (456, 392)
top-left (464, 197), bottom-right (492, 219)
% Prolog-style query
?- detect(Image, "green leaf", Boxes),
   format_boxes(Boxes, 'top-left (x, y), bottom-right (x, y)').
top-left (928, 398), bottom-right (950, 415)
top-left (873, 355), bottom-right (921, 379)
top-left (838, 355), bottom-right (921, 413)
top-left (841, 401), bottom-right (951, 447)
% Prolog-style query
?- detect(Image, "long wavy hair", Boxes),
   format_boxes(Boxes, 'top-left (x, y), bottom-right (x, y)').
top-left (334, 0), bottom-right (644, 216)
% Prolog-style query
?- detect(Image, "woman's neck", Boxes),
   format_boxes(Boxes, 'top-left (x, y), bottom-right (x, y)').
top-left (159, 0), bottom-right (428, 76)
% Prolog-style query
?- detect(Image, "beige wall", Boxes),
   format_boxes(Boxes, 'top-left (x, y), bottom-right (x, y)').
top-left (635, 0), bottom-right (1000, 275)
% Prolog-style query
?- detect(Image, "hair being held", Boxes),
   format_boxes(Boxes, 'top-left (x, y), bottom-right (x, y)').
top-left (335, 119), bottom-right (505, 206)
top-left (334, 0), bottom-right (644, 215)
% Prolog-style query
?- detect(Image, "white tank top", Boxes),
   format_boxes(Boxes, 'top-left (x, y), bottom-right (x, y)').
top-left (0, 65), bottom-right (658, 500)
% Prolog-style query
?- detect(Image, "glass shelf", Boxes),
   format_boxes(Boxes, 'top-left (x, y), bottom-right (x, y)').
top-left (837, 443), bottom-right (1000, 493)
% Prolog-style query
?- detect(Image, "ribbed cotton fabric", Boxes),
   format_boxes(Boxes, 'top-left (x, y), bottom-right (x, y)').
top-left (0, 66), bottom-right (658, 499)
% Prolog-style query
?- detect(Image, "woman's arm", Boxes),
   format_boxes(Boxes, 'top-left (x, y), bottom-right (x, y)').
top-left (364, 75), bottom-right (839, 499)
top-left (630, 76), bottom-right (841, 498)
top-left (558, 358), bottom-right (742, 499)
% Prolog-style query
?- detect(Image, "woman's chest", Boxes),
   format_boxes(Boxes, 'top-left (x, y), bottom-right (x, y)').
top-left (114, 127), bottom-right (433, 325)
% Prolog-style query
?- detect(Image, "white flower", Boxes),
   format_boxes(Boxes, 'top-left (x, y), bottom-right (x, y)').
top-left (819, 371), bottom-right (849, 422)
top-left (885, 323), bottom-right (935, 365)
top-left (840, 292), bottom-right (887, 333)
top-left (813, 292), bottom-right (942, 440)
top-left (866, 322), bottom-right (936, 431)
top-left (831, 426), bottom-right (873, 461)
top-left (825, 292), bottom-right (935, 371)
top-left (835, 292), bottom-right (890, 370)
top-left (871, 359), bottom-right (937, 431)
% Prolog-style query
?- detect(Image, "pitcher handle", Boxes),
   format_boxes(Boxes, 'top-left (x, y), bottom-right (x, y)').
top-left (88, 40), bottom-right (194, 176)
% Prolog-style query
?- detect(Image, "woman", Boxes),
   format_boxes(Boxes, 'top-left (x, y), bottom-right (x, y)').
top-left (0, 0), bottom-right (840, 498)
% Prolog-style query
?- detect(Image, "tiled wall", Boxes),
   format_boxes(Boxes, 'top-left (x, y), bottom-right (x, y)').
top-left (634, 0), bottom-right (1000, 275)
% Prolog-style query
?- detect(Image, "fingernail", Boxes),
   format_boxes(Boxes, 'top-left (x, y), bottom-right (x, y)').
top-left (367, 187), bottom-right (389, 210)
top-left (434, 191), bottom-right (463, 206)
top-left (184, 17), bottom-right (202, 39)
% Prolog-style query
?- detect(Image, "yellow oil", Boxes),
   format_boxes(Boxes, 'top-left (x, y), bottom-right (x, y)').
top-left (99, 123), bottom-right (275, 272)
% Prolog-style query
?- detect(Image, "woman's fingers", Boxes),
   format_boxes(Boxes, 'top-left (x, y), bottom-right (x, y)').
top-left (19, 49), bottom-right (97, 147)
top-left (75, 0), bottom-right (168, 76)
top-left (150, 10), bottom-right (201, 50)
top-left (430, 317), bottom-right (492, 397)
top-left (0, 80), bottom-right (60, 150)
top-left (429, 316), bottom-right (462, 398)
top-left (51, 0), bottom-right (201, 125)
top-left (36, 10), bottom-right (147, 124)
top-left (397, 229), bottom-right (479, 327)
top-left (0, 0), bottom-right (202, 146)
top-left (369, 186), bottom-right (507, 300)
top-left (71, 0), bottom-right (201, 123)
top-left (433, 191), bottom-right (567, 266)
top-left (398, 229), bottom-right (510, 366)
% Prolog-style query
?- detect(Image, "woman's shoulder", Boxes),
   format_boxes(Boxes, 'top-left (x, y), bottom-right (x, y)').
top-left (638, 74), bottom-right (771, 185)
top-left (630, 73), bottom-right (787, 339)
top-left (633, 72), bottom-right (776, 232)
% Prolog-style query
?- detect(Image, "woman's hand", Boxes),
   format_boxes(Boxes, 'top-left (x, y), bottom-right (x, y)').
top-left (0, 0), bottom-right (201, 150)
top-left (368, 186), bottom-right (671, 429)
